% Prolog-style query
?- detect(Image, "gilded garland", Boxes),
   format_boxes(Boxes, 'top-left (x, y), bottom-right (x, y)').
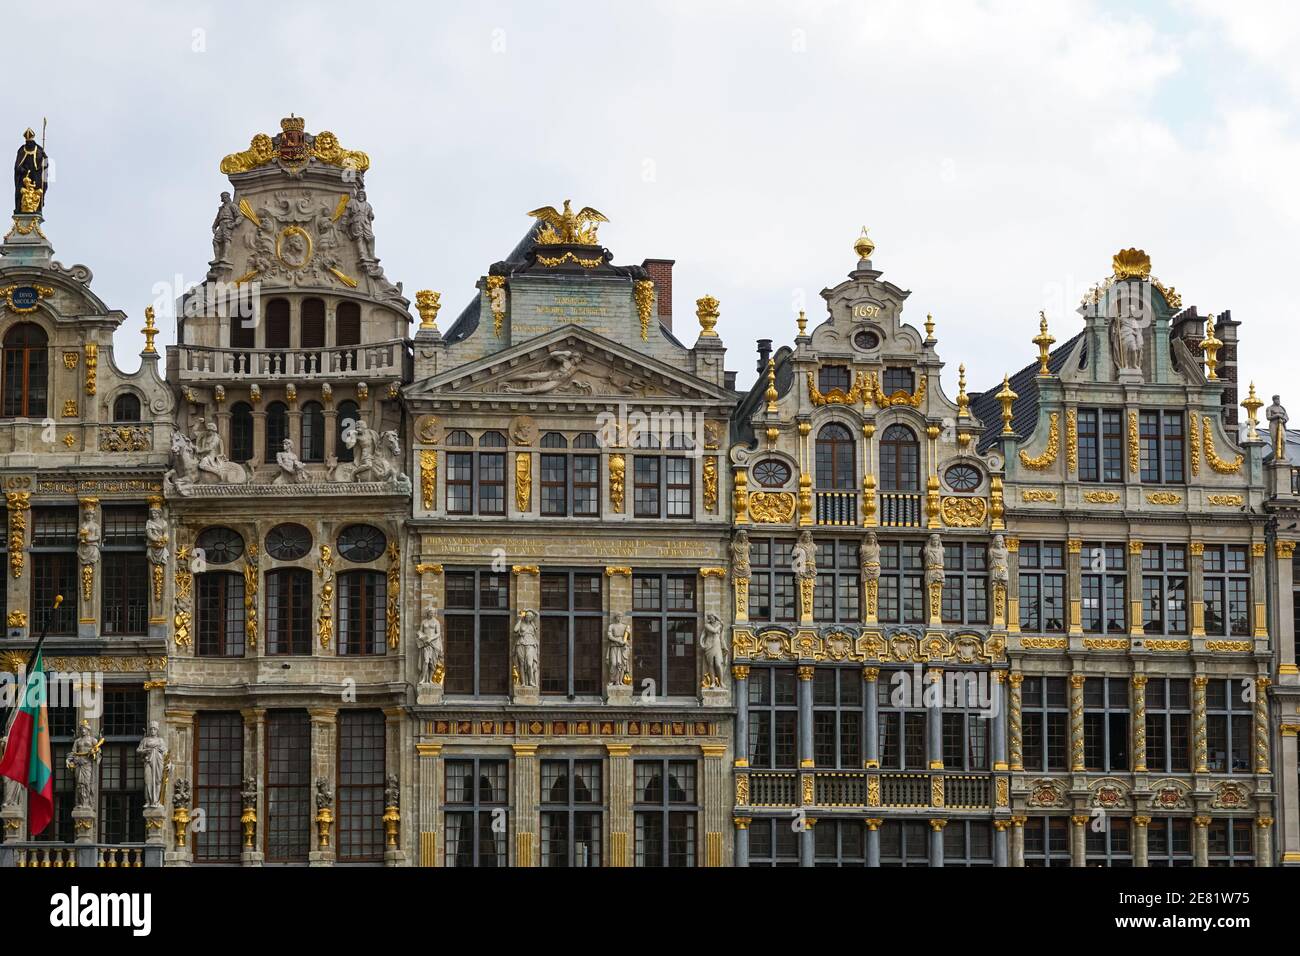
top-left (1018, 412), bottom-right (1059, 470)
top-left (6, 492), bottom-right (29, 579)
top-left (633, 279), bottom-right (655, 342)
top-left (386, 542), bottom-right (401, 649)
top-left (870, 371), bottom-right (926, 408)
top-left (749, 492), bottom-right (796, 524)
top-left (1202, 416), bottom-right (1243, 474)
top-left (808, 369), bottom-right (870, 406)
top-left (244, 544), bottom-right (260, 648)
top-left (1065, 408), bottom-right (1077, 473)
top-left (419, 450), bottom-right (437, 511)
top-left (317, 545), bottom-right (335, 649)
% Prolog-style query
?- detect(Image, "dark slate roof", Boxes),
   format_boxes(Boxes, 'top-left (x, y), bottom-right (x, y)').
top-left (443, 223), bottom-right (543, 344)
top-left (972, 330), bottom-right (1086, 452)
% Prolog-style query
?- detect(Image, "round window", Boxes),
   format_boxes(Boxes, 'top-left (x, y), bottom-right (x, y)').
top-left (195, 527), bottom-right (244, 565)
top-left (753, 458), bottom-right (792, 488)
top-left (266, 523), bottom-right (313, 561)
top-left (853, 329), bottom-right (881, 351)
top-left (337, 524), bottom-right (387, 562)
top-left (945, 463), bottom-right (982, 492)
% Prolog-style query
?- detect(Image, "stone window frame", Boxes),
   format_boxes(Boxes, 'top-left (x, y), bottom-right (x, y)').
top-left (747, 664), bottom-right (799, 770)
top-left (444, 756), bottom-right (509, 867)
top-left (632, 758), bottom-right (699, 868)
top-left (1082, 676), bottom-right (1130, 773)
top-left (539, 757), bottom-right (605, 867)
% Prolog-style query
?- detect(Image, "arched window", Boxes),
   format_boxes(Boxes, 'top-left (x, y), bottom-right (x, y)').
top-left (301, 401), bottom-right (325, 462)
top-left (301, 298), bottom-right (325, 349)
top-left (230, 402), bottom-right (254, 463)
top-left (266, 299), bottom-right (291, 348)
top-left (336, 400), bottom-right (359, 463)
top-left (338, 570), bottom-right (386, 656)
top-left (815, 422), bottom-right (855, 490)
top-left (266, 401), bottom-right (288, 461)
top-left (112, 393), bottom-right (141, 422)
top-left (265, 523), bottom-right (313, 561)
top-left (195, 526), bottom-right (245, 565)
top-left (338, 524), bottom-right (387, 563)
top-left (266, 567), bottom-right (312, 656)
top-left (2, 323), bottom-right (47, 418)
top-left (336, 301), bottom-right (361, 372)
top-left (880, 424), bottom-right (920, 492)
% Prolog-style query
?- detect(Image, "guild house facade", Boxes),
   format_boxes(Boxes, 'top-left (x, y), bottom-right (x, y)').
top-left (0, 117), bottom-right (1295, 867)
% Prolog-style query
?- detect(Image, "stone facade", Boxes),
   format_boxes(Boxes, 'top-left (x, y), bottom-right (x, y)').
top-left (0, 119), bottom-right (1295, 867)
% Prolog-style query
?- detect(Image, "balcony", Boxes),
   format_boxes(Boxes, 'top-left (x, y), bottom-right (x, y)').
top-left (175, 339), bottom-right (408, 382)
top-left (740, 770), bottom-right (991, 810)
top-left (879, 492), bottom-right (924, 528)
top-left (1, 843), bottom-right (161, 867)
top-left (814, 491), bottom-right (858, 526)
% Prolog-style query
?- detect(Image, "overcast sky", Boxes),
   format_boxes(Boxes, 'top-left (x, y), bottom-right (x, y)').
top-left (8, 0), bottom-right (1299, 401)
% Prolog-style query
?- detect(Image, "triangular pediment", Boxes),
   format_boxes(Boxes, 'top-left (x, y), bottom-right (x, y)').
top-left (407, 325), bottom-right (732, 403)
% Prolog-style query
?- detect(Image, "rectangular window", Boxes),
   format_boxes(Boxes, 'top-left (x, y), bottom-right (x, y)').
top-left (748, 537), bottom-right (796, 623)
top-left (632, 573), bottom-right (697, 697)
top-left (32, 507), bottom-right (77, 636)
top-left (1077, 408), bottom-right (1125, 483)
top-left (1083, 677), bottom-right (1130, 772)
top-left (101, 506), bottom-right (148, 636)
top-left (634, 455), bottom-right (693, 519)
top-left (1139, 410), bottom-right (1186, 484)
top-left (445, 758), bottom-right (509, 866)
top-left (1023, 816), bottom-right (1071, 867)
top-left (265, 710), bottom-right (311, 863)
top-left (540, 758), bottom-right (604, 867)
top-left (98, 687), bottom-right (147, 845)
top-left (338, 710), bottom-right (385, 863)
top-left (814, 539), bottom-right (861, 623)
top-left (1081, 542), bottom-right (1126, 635)
top-left (748, 666), bottom-right (799, 769)
top-left (197, 572), bottom-right (245, 657)
top-left (266, 568), bottom-right (312, 655)
top-left (1206, 678), bottom-right (1252, 774)
top-left (942, 709), bottom-right (990, 771)
top-left (444, 570), bottom-right (511, 696)
top-left (338, 570), bottom-right (385, 656)
top-left (882, 367), bottom-right (914, 394)
top-left (634, 759), bottom-right (697, 867)
top-left (540, 571), bottom-right (603, 696)
top-left (1148, 817), bottom-right (1194, 866)
top-left (1085, 817), bottom-right (1132, 866)
top-left (194, 712), bottom-right (243, 863)
top-left (944, 820), bottom-right (994, 867)
top-left (1203, 545), bottom-right (1251, 637)
top-left (748, 818), bottom-right (801, 866)
top-left (812, 668), bottom-right (863, 769)
top-left (1140, 544), bottom-right (1188, 635)
top-left (1207, 818), bottom-right (1254, 866)
top-left (941, 542), bottom-right (988, 625)
top-left (1018, 541), bottom-right (1065, 633)
top-left (1022, 677), bottom-right (1069, 772)
top-left (878, 673), bottom-right (927, 771)
top-left (879, 540), bottom-right (925, 625)
top-left (879, 820), bottom-right (929, 866)
top-left (814, 819), bottom-right (868, 866)
top-left (1145, 678), bottom-right (1192, 773)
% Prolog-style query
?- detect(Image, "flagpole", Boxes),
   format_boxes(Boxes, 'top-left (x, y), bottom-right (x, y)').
top-left (2, 594), bottom-right (63, 737)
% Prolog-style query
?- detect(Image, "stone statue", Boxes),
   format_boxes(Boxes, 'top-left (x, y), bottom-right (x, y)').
top-left (700, 612), bottom-right (726, 689)
top-left (514, 609), bottom-right (540, 688)
top-left (860, 531), bottom-right (881, 584)
top-left (417, 603), bottom-right (443, 684)
top-left (1110, 310), bottom-right (1144, 372)
top-left (1268, 395), bottom-right (1289, 460)
top-left (66, 721), bottom-right (102, 811)
top-left (1, 735), bottom-right (23, 808)
top-left (990, 534), bottom-right (1010, 587)
top-left (500, 350), bottom-right (591, 395)
top-left (77, 503), bottom-right (100, 566)
top-left (347, 188), bottom-right (376, 261)
top-left (385, 774), bottom-right (400, 809)
top-left (240, 775), bottom-right (257, 812)
top-left (211, 191), bottom-right (239, 263)
top-left (315, 778), bottom-right (333, 812)
top-left (166, 420), bottom-right (246, 495)
top-left (730, 530), bottom-right (751, 579)
top-left (137, 721), bottom-right (169, 808)
top-left (924, 533), bottom-right (945, 588)
top-left (792, 530), bottom-right (818, 580)
top-left (146, 503), bottom-right (169, 567)
top-left (606, 611), bottom-right (631, 686)
top-left (172, 778), bottom-right (191, 808)
top-left (331, 419), bottom-right (407, 486)
top-left (13, 127), bottom-right (48, 214)
top-left (274, 438), bottom-right (310, 485)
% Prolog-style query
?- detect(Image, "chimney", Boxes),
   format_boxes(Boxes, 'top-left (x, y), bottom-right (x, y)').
top-left (756, 339), bottom-right (772, 373)
top-left (641, 259), bottom-right (674, 332)
top-left (1216, 309), bottom-right (1240, 436)
top-left (724, 370), bottom-right (737, 391)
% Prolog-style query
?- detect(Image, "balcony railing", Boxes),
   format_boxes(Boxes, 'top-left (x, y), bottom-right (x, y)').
top-left (739, 770), bottom-right (991, 810)
top-left (814, 491), bottom-right (858, 526)
top-left (879, 492), bottom-right (924, 528)
top-left (1, 843), bottom-right (161, 868)
top-left (176, 339), bottom-right (407, 382)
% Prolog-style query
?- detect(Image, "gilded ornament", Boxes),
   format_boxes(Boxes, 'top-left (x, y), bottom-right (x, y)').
top-left (1018, 412), bottom-right (1059, 470)
top-left (808, 368), bottom-right (870, 406)
top-left (243, 544), bottom-right (260, 648)
top-left (703, 456), bottom-right (718, 511)
top-left (1145, 492), bottom-right (1182, 505)
top-left (609, 453), bottom-right (625, 512)
top-left (1032, 312), bottom-right (1056, 375)
top-left (940, 495), bottom-right (986, 528)
top-left (1202, 416), bottom-right (1242, 474)
top-left (749, 491), bottom-right (796, 524)
top-left (386, 542), bottom-right (401, 649)
top-left (98, 426), bottom-right (150, 452)
top-left (1207, 494), bottom-right (1244, 506)
top-left (6, 492), bottom-right (29, 579)
top-left (528, 200), bottom-right (608, 245)
top-left (317, 545), bottom-right (335, 649)
top-left (173, 543), bottom-right (193, 649)
top-left (419, 450), bottom-right (437, 510)
top-left (311, 130), bottom-right (370, 173)
top-left (485, 274), bottom-right (507, 337)
top-left (535, 251), bottom-right (604, 269)
top-left (219, 132), bottom-right (275, 174)
top-left (1021, 489), bottom-right (1057, 502)
top-left (995, 374), bottom-right (1017, 434)
top-left (764, 359), bottom-right (778, 413)
top-left (515, 452), bottom-right (532, 512)
top-left (1199, 315), bottom-right (1222, 381)
top-left (870, 371), bottom-right (927, 408)
top-left (633, 279), bottom-right (654, 341)
top-left (854, 226), bottom-right (875, 260)
top-left (6, 610), bottom-right (26, 628)
top-left (695, 295), bottom-right (720, 338)
top-left (1241, 382), bottom-right (1264, 442)
top-left (238, 197), bottom-right (261, 227)
top-left (62, 351), bottom-right (78, 370)
top-left (1065, 408), bottom-right (1078, 472)
top-left (1127, 410), bottom-right (1138, 475)
top-left (415, 290), bottom-right (441, 331)
top-left (84, 343), bottom-right (97, 396)
top-left (1082, 490), bottom-right (1120, 503)
top-left (1189, 412), bottom-right (1201, 475)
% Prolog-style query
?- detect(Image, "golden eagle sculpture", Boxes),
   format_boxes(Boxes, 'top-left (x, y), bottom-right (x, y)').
top-left (528, 199), bottom-right (608, 245)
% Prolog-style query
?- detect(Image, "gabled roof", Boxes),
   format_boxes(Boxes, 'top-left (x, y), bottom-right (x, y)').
top-left (732, 345), bottom-right (795, 446)
top-left (972, 330), bottom-right (1086, 452)
top-left (443, 223), bottom-right (544, 344)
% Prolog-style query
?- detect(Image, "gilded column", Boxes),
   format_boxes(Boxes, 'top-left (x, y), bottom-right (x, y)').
top-left (1189, 542), bottom-right (1206, 638)
top-left (865, 817), bottom-right (882, 867)
top-left (1067, 538), bottom-right (1083, 636)
top-left (1256, 817), bottom-right (1274, 868)
top-left (1193, 676), bottom-right (1209, 772)
top-left (701, 744), bottom-right (727, 867)
top-left (1070, 814), bottom-right (1088, 867)
top-left (864, 667), bottom-right (880, 768)
top-left (606, 743), bottom-right (633, 866)
top-left (1127, 540), bottom-right (1144, 637)
top-left (1133, 815), bottom-right (1150, 867)
top-left (512, 743), bottom-right (538, 866)
top-left (992, 671), bottom-right (1008, 771)
top-left (1006, 536), bottom-right (1021, 634)
top-left (1255, 676), bottom-right (1271, 774)
top-left (1069, 674), bottom-right (1085, 772)
top-left (1281, 723), bottom-right (1300, 864)
top-left (308, 708), bottom-right (337, 866)
top-left (1131, 675), bottom-right (1148, 772)
top-left (415, 741), bottom-right (441, 867)
top-left (1192, 815), bottom-right (1210, 867)
top-left (1277, 541), bottom-right (1297, 674)
top-left (1008, 672), bottom-right (1024, 771)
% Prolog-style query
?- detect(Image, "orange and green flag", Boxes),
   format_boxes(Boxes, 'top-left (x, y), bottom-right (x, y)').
top-left (0, 650), bottom-right (53, 835)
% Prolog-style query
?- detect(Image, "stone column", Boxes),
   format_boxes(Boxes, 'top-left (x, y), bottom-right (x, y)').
top-left (287, 408), bottom-right (303, 459)
top-left (1281, 724), bottom-right (1300, 864)
top-left (512, 743), bottom-right (538, 867)
top-left (77, 495), bottom-right (100, 638)
top-left (1277, 542), bottom-right (1297, 674)
top-left (1132, 675), bottom-right (1148, 772)
top-left (214, 408), bottom-right (231, 462)
top-left (927, 666), bottom-right (944, 770)
top-left (1133, 815), bottom-right (1150, 867)
top-left (702, 745), bottom-right (728, 866)
top-left (1070, 674), bottom-right (1086, 772)
top-left (864, 667), bottom-right (880, 768)
top-left (800, 818), bottom-right (815, 867)
top-left (733, 816), bottom-right (750, 867)
top-left (163, 709), bottom-right (194, 866)
top-left (1127, 539), bottom-right (1145, 638)
top-left (308, 708), bottom-right (337, 866)
top-left (606, 743), bottom-right (633, 866)
top-left (322, 407), bottom-right (338, 463)
top-left (1067, 538), bottom-right (1083, 636)
top-left (1008, 672), bottom-right (1024, 771)
top-left (1193, 676), bottom-right (1209, 772)
top-left (733, 665), bottom-right (750, 768)
top-left (415, 742), bottom-right (441, 866)
top-left (1070, 814), bottom-right (1088, 867)
top-left (992, 671), bottom-right (1008, 770)
top-left (1257, 816), bottom-right (1274, 867)
top-left (251, 410), bottom-right (267, 466)
top-left (866, 817), bottom-right (882, 866)
top-left (384, 707), bottom-right (407, 866)
top-left (1193, 815), bottom-right (1210, 867)
top-left (993, 819), bottom-right (1009, 866)
top-left (929, 819), bottom-right (946, 867)
top-left (240, 707), bottom-right (265, 866)
top-left (1190, 542), bottom-right (1207, 638)
top-left (1010, 815), bottom-right (1026, 867)
top-left (797, 665), bottom-right (815, 769)
top-left (1255, 676), bottom-right (1272, 775)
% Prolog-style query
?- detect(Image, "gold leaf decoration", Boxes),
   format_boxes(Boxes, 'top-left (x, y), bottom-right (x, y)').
top-left (1018, 412), bottom-right (1060, 470)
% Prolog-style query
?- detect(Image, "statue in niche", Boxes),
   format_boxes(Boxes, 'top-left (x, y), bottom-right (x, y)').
top-left (417, 602), bottom-right (443, 684)
top-left (924, 534), bottom-right (945, 589)
top-left (514, 609), bottom-right (540, 688)
top-left (990, 534), bottom-right (1009, 588)
top-left (860, 531), bottom-right (881, 584)
top-left (211, 191), bottom-right (239, 263)
top-left (606, 611), bottom-right (631, 687)
top-left (77, 503), bottom-right (100, 566)
top-left (1110, 309), bottom-right (1144, 372)
top-left (66, 721), bottom-right (102, 810)
top-left (146, 502), bottom-right (169, 567)
top-left (700, 612), bottom-right (727, 689)
top-left (315, 778), bottom-right (333, 812)
top-left (137, 722), bottom-right (169, 808)
top-left (730, 530), bottom-right (751, 579)
top-left (792, 530), bottom-right (817, 580)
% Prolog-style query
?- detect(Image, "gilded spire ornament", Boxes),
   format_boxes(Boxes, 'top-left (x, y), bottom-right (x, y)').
top-left (796, 310), bottom-right (807, 337)
top-left (141, 306), bottom-right (159, 355)
top-left (415, 290), bottom-right (441, 332)
top-left (995, 373), bottom-right (1018, 436)
top-left (854, 226), bottom-right (875, 261)
top-left (924, 313), bottom-right (935, 343)
top-left (764, 359), bottom-right (778, 413)
top-left (696, 295), bottom-right (720, 338)
top-left (1033, 311), bottom-right (1055, 376)
top-left (1241, 382), bottom-right (1263, 442)
top-left (1199, 313), bottom-right (1222, 381)
top-left (956, 364), bottom-right (970, 419)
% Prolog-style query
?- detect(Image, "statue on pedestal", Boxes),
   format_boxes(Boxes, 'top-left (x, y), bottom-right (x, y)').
top-left (137, 722), bottom-right (169, 808)
top-left (606, 611), bottom-right (631, 687)
top-left (1268, 395), bottom-right (1289, 461)
top-left (514, 609), bottom-right (540, 688)
top-left (700, 612), bottom-right (727, 689)
top-left (66, 721), bottom-right (102, 810)
top-left (417, 603), bottom-right (443, 684)
top-left (13, 127), bottom-right (48, 214)
top-left (211, 191), bottom-right (239, 263)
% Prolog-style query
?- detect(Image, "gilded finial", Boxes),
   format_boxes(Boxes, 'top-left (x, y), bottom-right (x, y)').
top-left (415, 290), bottom-right (441, 332)
top-left (853, 226), bottom-right (875, 262)
top-left (1199, 313), bottom-right (1222, 381)
top-left (995, 373), bottom-right (1018, 436)
top-left (1033, 311), bottom-right (1055, 376)
top-left (141, 306), bottom-right (158, 355)
top-left (696, 295), bottom-right (720, 338)
top-left (924, 313), bottom-right (935, 343)
top-left (764, 359), bottom-right (779, 413)
top-left (796, 310), bottom-right (807, 336)
top-left (956, 363), bottom-right (970, 419)
top-left (1242, 381), bottom-right (1263, 442)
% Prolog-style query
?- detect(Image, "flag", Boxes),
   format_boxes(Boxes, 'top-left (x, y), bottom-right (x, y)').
top-left (0, 651), bottom-right (53, 835)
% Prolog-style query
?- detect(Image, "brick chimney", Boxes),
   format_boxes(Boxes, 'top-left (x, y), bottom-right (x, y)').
top-left (641, 259), bottom-right (674, 332)
top-left (1216, 309), bottom-right (1240, 436)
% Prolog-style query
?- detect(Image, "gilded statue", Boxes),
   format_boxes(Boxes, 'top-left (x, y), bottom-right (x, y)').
top-left (528, 200), bottom-right (608, 245)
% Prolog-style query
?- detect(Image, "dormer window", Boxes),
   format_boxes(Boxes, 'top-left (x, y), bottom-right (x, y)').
top-left (882, 368), bottom-right (914, 395)
top-left (818, 365), bottom-right (852, 393)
